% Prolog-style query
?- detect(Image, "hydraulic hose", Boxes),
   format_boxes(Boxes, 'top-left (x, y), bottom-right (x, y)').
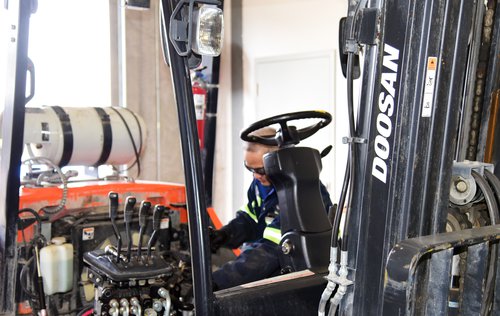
top-left (23, 157), bottom-right (68, 215)
top-left (159, 287), bottom-right (172, 316)
top-left (320, 2), bottom-right (362, 313)
top-left (485, 170), bottom-right (500, 213)
top-left (471, 170), bottom-right (500, 224)
top-left (318, 246), bottom-right (339, 316)
top-left (76, 305), bottom-right (93, 316)
top-left (322, 2), bottom-right (367, 314)
top-left (331, 159), bottom-right (351, 247)
top-left (341, 51), bottom-right (357, 252)
top-left (18, 208), bottom-right (42, 236)
top-left (472, 170), bottom-right (500, 315)
top-left (19, 256), bottom-right (37, 300)
top-left (320, 159), bottom-right (349, 316)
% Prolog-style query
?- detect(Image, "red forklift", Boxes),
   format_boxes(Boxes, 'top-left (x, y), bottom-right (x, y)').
top-left (2, 0), bottom-right (500, 315)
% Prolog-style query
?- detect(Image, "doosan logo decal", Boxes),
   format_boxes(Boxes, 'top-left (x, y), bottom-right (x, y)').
top-left (372, 43), bottom-right (399, 184)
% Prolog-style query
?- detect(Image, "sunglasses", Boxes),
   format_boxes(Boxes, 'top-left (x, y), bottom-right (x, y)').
top-left (244, 163), bottom-right (266, 175)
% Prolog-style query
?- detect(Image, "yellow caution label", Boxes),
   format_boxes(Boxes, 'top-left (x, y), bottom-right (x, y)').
top-left (422, 56), bottom-right (438, 117)
top-left (427, 57), bottom-right (437, 71)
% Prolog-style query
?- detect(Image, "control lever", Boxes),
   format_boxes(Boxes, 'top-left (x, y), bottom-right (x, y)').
top-left (147, 204), bottom-right (165, 258)
top-left (137, 201), bottom-right (152, 258)
top-left (108, 192), bottom-right (122, 263)
top-left (124, 196), bottom-right (137, 262)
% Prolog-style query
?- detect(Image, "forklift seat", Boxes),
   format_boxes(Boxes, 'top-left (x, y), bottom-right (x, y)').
top-left (264, 146), bottom-right (332, 272)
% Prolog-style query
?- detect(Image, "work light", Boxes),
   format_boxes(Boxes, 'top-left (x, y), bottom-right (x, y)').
top-left (168, 0), bottom-right (224, 57)
top-left (191, 5), bottom-right (223, 56)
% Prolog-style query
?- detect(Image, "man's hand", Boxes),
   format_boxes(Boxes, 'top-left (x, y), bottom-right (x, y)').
top-left (208, 226), bottom-right (229, 253)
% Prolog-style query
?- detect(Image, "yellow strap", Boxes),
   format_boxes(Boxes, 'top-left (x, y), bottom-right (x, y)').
top-left (241, 204), bottom-right (258, 222)
top-left (263, 227), bottom-right (281, 244)
top-left (256, 196), bottom-right (263, 207)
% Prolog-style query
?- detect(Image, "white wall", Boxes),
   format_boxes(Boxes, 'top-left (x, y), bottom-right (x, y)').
top-left (213, 0), bottom-right (350, 224)
top-left (0, 7), bottom-right (7, 112)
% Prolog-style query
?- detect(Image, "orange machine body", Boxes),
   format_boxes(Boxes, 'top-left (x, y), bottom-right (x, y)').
top-left (18, 181), bottom-right (188, 241)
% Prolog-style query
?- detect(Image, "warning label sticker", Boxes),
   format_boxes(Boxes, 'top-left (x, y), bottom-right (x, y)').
top-left (160, 217), bottom-right (170, 229)
top-left (422, 57), bottom-right (437, 117)
top-left (82, 227), bottom-right (95, 241)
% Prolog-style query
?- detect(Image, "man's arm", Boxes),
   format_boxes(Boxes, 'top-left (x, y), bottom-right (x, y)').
top-left (215, 211), bottom-right (260, 249)
top-left (211, 181), bottom-right (262, 250)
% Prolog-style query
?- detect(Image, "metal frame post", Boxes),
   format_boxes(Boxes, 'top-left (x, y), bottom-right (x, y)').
top-left (0, 0), bottom-right (32, 313)
top-left (160, 1), bottom-right (214, 314)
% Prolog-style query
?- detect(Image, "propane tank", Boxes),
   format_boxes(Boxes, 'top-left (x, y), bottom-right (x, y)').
top-left (39, 237), bottom-right (74, 295)
top-left (192, 69), bottom-right (207, 149)
top-left (23, 106), bottom-right (146, 167)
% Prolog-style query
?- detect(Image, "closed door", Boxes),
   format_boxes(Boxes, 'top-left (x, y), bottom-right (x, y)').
top-left (252, 52), bottom-right (338, 197)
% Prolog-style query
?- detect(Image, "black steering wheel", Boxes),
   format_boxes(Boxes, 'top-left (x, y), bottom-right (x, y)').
top-left (240, 110), bottom-right (332, 147)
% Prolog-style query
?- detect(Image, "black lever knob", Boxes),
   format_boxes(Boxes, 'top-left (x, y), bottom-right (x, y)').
top-left (108, 192), bottom-right (121, 263)
top-left (152, 204), bottom-right (165, 231)
top-left (124, 196), bottom-right (136, 223)
top-left (137, 201), bottom-right (152, 258)
top-left (124, 196), bottom-right (136, 262)
top-left (147, 204), bottom-right (166, 258)
top-left (108, 192), bottom-right (119, 220)
top-left (139, 201), bottom-right (151, 227)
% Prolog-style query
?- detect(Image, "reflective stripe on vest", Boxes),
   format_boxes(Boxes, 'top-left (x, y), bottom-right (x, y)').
top-left (256, 195), bottom-right (263, 207)
top-left (263, 227), bottom-right (281, 244)
top-left (241, 204), bottom-right (258, 222)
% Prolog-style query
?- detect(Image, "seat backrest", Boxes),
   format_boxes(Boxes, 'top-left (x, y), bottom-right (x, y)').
top-left (263, 146), bottom-right (332, 234)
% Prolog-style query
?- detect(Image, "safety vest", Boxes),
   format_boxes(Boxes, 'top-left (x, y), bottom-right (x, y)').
top-left (238, 179), bottom-right (281, 245)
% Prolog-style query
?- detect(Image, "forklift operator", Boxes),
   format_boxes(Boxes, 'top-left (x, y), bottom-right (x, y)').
top-left (210, 127), bottom-right (333, 290)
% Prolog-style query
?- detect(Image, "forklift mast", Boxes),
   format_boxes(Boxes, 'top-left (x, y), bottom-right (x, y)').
top-left (342, 0), bottom-right (500, 314)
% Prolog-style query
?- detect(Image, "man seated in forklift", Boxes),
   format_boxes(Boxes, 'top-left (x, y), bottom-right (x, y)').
top-left (210, 127), bottom-right (333, 290)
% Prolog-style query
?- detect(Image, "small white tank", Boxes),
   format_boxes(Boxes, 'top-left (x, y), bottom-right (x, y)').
top-left (39, 237), bottom-right (74, 295)
top-left (23, 106), bottom-right (146, 167)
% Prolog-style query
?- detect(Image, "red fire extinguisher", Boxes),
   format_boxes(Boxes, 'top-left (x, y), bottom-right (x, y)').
top-left (192, 69), bottom-right (207, 149)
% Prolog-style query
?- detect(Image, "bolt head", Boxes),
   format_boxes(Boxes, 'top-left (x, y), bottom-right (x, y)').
top-left (152, 300), bottom-right (162, 312)
top-left (144, 308), bottom-right (157, 316)
top-left (456, 180), bottom-right (468, 193)
top-left (281, 239), bottom-right (293, 255)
